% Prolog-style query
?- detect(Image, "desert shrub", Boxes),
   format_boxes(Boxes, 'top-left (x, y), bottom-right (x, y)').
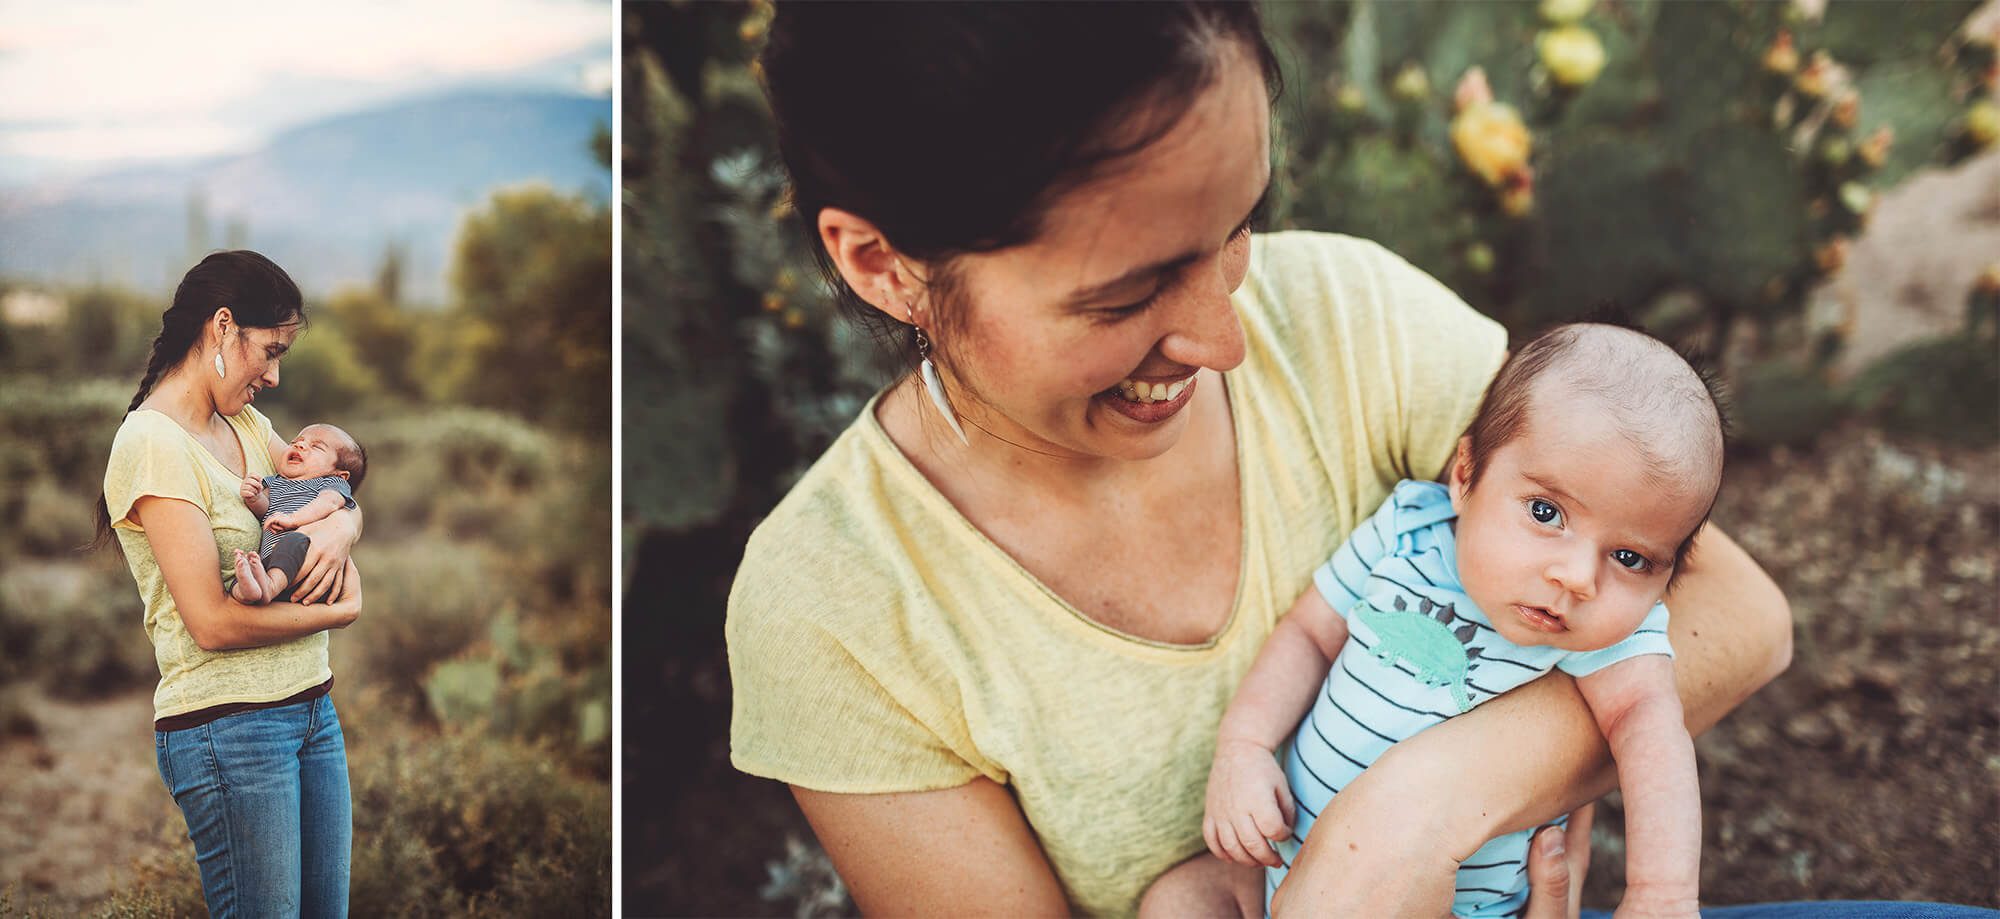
top-left (347, 725), bottom-right (610, 915)
top-left (255, 319), bottom-right (382, 423)
top-left (0, 562), bottom-right (153, 697)
top-left (354, 409), bottom-right (558, 541)
top-left (0, 378), bottom-right (128, 496)
top-left (348, 539), bottom-right (510, 717)
top-left (423, 606), bottom-right (612, 776)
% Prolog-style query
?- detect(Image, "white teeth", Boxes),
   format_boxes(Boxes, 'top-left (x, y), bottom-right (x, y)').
top-left (1111, 373), bottom-right (1196, 404)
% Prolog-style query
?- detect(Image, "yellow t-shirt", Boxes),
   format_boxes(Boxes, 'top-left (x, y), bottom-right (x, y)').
top-left (726, 231), bottom-right (1507, 916)
top-left (104, 405), bottom-right (332, 722)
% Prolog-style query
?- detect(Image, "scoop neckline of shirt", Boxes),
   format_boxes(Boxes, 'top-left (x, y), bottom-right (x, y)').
top-left (855, 346), bottom-right (1259, 657)
top-left (131, 407), bottom-right (260, 481)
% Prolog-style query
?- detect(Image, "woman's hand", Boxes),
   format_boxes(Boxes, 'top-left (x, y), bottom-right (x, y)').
top-left (321, 558), bottom-right (363, 629)
top-left (290, 506), bottom-right (360, 605)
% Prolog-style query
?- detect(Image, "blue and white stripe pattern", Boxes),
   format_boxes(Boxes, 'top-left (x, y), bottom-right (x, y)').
top-left (1265, 480), bottom-right (1672, 918)
top-left (257, 474), bottom-right (356, 557)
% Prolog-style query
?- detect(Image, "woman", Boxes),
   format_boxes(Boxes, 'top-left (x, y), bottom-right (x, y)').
top-left (97, 250), bottom-right (363, 917)
top-left (721, 4), bottom-right (1785, 916)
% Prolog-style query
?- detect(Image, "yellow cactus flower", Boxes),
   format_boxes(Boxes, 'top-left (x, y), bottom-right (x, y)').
top-left (1538, 25), bottom-right (1607, 88)
top-left (1795, 51), bottom-right (1837, 98)
top-left (1966, 100), bottom-right (1999, 148)
top-left (1857, 127), bottom-right (1894, 169)
top-left (1539, 0), bottom-right (1594, 24)
top-left (1830, 90), bottom-right (1860, 130)
top-left (1763, 30), bottom-right (1799, 75)
top-left (1392, 63), bottom-right (1431, 102)
top-left (1451, 71), bottom-right (1533, 190)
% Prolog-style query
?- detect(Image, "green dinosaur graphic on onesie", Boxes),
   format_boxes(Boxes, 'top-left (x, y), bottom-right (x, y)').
top-left (1352, 594), bottom-right (1483, 714)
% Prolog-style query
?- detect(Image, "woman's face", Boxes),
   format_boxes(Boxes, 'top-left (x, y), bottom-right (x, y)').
top-left (931, 41), bottom-right (1272, 463)
top-left (212, 318), bottom-right (300, 416)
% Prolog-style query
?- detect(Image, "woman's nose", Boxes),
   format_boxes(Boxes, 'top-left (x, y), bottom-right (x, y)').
top-left (1157, 268), bottom-right (1247, 373)
top-left (263, 361), bottom-right (281, 388)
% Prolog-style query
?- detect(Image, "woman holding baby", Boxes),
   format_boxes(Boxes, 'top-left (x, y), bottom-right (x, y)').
top-left (717, 4), bottom-right (1799, 917)
top-left (97, 250), bottom-right (362, 916)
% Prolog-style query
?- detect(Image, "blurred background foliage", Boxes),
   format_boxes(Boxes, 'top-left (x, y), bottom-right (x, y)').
top-left (623, 0), bottom-right (1998, 915)
top-left (0, 151), bottom-right (612, 911)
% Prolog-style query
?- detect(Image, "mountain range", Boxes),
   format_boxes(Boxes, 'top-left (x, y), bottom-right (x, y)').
top-left (0, 86), bottom-right (611, 303)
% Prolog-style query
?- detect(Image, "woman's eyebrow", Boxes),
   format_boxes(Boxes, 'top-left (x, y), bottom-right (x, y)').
top-left (1063, 172), bottom-right (1274, 306)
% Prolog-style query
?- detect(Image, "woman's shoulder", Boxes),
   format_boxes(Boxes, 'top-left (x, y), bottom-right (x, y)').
top-left (108, 409), bottom-right (186, 458)
top-left (729, 414), bottom-right (908, 636)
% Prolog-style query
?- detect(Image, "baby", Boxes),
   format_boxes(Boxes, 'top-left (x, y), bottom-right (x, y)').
top-left (1201, 323), bottom-right (1722, 918)
top-left (229, 423), bottom-right (368, 605)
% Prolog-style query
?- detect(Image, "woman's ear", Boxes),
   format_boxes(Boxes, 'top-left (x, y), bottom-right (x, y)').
top-left (209, 306), bottom-right (236, 344)
top-left (1447, 436), bottom-right (1474, 512)
top-left (818, 208), bottom-right (925, 322)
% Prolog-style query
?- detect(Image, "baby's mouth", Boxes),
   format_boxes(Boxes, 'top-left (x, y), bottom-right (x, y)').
top-left (1513, 604), bottom-right (1568, 633)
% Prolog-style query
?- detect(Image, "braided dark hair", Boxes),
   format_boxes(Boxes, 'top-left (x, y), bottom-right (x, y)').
top-left (92, 251), bottom-right (305, 549)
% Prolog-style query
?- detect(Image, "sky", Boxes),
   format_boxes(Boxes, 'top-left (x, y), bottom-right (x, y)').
top-left (0, 0), bottom-right (612, 184)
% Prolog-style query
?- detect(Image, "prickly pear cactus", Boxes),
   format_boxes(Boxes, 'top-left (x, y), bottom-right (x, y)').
top-left (1270, 0), bottom-right (1989, 371)
top-left (1353, 593), bottom-right (1485, 713)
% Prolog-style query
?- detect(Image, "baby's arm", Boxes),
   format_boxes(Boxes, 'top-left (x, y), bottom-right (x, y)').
top-left (1576, 654), bottom-right (1700, 918)
top-left (240, 476), bottom-right (270, 519)
top-left (265, 488), bottom-right (349, 533)
top-left (1204, 586), bottom-right (1350, 868)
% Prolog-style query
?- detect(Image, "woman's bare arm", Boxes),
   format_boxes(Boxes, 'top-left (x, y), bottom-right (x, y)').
top-left (793, 778), bottom-right (1072, 917)
top-left (1270, 525), bottom-right (1790, 916)
top-left (135, 495), bottom-right (362, 651)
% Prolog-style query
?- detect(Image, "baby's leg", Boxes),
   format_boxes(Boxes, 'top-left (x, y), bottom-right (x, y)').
top-left (1138, 852), bottom-right (1263, 919)
top-left (230, 549), bottom-right (272, 605)
top-left (261, 532), bottom-right (310, 602)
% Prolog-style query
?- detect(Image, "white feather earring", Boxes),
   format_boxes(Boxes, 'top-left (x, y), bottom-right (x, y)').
top-left (908, 304), bottom-right (970, 446)
top-left (214, 351), bottom-right (226, 379)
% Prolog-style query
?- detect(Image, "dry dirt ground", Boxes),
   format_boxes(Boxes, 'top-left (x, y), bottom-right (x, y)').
top-left (0, 686), bottom-right (185, 914)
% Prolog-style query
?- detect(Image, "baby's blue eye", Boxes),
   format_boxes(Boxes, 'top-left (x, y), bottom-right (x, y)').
top-left (1528, 498), bottom-right (1562, 526)
top-left (1612, 549), bottom-right (1650, 572)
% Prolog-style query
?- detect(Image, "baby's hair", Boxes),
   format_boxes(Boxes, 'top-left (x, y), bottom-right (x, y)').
top-left (1460, 322), bottom-right (1729, 578)
top-left (312, 424), bottom-right (368, 493)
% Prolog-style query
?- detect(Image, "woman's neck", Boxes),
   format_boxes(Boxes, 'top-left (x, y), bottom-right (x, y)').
top-left (142, 367), bottom-right (220, 430)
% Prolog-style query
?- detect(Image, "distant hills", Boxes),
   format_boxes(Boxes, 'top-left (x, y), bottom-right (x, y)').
top-left (0, 89), bottom-right (611, 302)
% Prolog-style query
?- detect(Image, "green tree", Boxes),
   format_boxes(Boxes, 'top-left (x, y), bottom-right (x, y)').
top-left (444, 185), bottom-right (613, 434)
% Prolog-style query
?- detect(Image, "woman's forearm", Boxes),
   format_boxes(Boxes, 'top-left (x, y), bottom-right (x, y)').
top-left (192, 593), bottom-right (358, 651)
top-left (1388, 524), bottom-right (1791, 854)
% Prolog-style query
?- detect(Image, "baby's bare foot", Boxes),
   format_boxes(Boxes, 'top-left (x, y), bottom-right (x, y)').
top-left (231, 549), bottom-right (270, 605)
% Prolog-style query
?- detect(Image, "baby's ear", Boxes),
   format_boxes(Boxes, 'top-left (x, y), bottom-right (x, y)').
top-left (1447, 436), bottom-right (1474, 512)
top-left (334, 470), bottom-right (350, 480)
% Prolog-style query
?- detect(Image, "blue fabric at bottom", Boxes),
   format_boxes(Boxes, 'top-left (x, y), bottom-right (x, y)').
top-left (155, 694), bottom-right (352, 918)
top-left (1581, 903), bottom-right (1999, 919)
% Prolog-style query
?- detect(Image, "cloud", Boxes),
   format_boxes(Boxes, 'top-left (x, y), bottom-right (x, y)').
top-left (0, 0), bottom-right (609, 170)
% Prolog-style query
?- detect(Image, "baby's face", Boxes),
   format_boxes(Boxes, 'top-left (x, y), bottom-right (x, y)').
top-left (1448, 400), bottom-right (1711, 653)
top-left (278, 425), bottom-right (348, 480)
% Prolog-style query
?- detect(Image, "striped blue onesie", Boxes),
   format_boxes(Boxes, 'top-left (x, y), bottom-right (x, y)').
top-left (257, 474), bottom-right (356, 558)
top-left (1266, 479), bottom-right (1672, 918)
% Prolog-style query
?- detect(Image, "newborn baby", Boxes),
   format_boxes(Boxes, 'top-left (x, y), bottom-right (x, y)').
top-left (230, 423), bottom-right (367, 605)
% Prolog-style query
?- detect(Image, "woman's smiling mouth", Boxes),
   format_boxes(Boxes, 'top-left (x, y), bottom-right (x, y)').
top-left (1098, 371), bottom-right (1199, 422)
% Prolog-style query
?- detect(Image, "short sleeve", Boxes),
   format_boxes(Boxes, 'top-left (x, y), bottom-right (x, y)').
top-left (1313, 491), bottom-right (1401, 618)
top-left (104, 415), bottom-right (209, 529)
top-left (319, 477), bottom-right (358, 510)
top-left (726, 559), bottom-right (984, 795)
top-left (1557, 601), bottom-right (1674, 677)
top-left (1357, 238), bottom-right (1508, 482)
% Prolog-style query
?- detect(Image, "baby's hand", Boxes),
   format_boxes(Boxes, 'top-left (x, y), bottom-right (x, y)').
top-left (1202, 737), bottom-right (1295, 869)
top-left (265, 513), bottom-right (294, 533)
top-left (240, 476), bottom-right (263, 501)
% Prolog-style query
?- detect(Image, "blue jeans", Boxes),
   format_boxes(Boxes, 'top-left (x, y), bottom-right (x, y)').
top-left (155, 695), bottom-right (352, 918)
top-left (1581, 904), bottom-right (1998, 918)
